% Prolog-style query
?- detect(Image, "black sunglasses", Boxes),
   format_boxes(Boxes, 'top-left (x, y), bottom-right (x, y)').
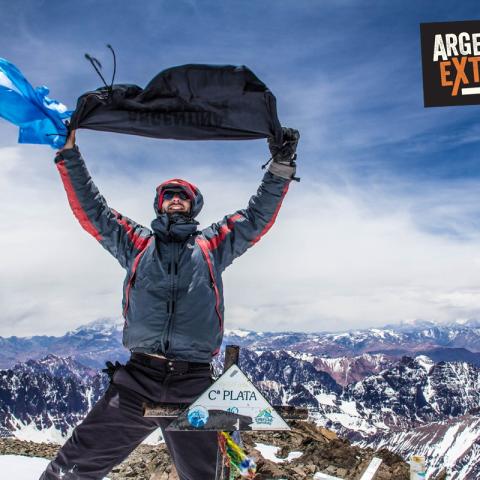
top-left (163, 190), bottom-right (190, 201)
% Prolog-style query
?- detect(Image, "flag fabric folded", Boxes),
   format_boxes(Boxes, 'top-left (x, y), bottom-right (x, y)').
top-left (0, 58), bottom-right (72, 149)
top-left (70, 64), bottom-right (283, 144)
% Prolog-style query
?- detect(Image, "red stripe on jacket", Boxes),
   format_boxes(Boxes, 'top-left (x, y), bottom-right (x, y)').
top-left (207, 213), bottom-right (244, 251)
top-left (196, 237), bottom-right (223, 333)
top-left (112, 209), bottom-right (151, 251)
top-left (123, 237), bottom-right (153, 318)
top-left (205, 182), bottom-right (290, 251)
top-left (251, 182), bottom-right (290, 245)
top-left (195, 181), bottom-right (290, 354)
top-left (57, 160), bottom-right (103, 241)
top-left (195, 214), bottom-right (243, 350)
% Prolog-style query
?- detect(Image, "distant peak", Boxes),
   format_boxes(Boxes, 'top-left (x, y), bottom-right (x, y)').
top-left (40, 353), bottom-right (62, 361)
top-left (387, 319), bottom-right (439, 330)
top-left (451, 318), bottom-right (480, 328)
top-left (68, 317), bottom-right (124, 335)
top-left (224, 328), bottom-right (255, 338)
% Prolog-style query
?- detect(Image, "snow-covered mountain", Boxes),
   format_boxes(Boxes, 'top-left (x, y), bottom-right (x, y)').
top-left (308, 353), bottom-right (396, 386)
top-left (2, 317), bottom-right (480, 371)
top-left (312, 357), bottom-right (480, 479)
top-left (361, 414), bottom-right (480, 479)
top-left (0, 355), bottom-right (107, 442)
top-left (238, 351), bottom-right (480, 478)
top-left (223, 320), bottom-right (480, 356)
top-left (343, 357), bottom-right (480, 430)
top-left (0, 318), bottom-right (127, 369)
top-left (238, 349), bottom-right (341, 407)
top-left (0, 349), bottom-right (479, 477)
top-left (2, 318), bottom-right (480, 477)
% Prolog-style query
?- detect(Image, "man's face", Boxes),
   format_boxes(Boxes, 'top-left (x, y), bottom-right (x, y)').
top-left (161, 190), bottom-right (192, 215)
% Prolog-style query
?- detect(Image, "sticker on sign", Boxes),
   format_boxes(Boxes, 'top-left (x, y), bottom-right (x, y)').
top-left (166, 365), bottom-right (290, 431)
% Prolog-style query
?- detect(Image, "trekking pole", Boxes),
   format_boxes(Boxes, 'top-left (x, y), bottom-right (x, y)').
top-left (215, 345), bottom-right (240, 480)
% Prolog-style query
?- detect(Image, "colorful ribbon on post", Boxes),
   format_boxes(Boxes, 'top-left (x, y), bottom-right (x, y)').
top-left (218, 432), bottom-right (257, 479)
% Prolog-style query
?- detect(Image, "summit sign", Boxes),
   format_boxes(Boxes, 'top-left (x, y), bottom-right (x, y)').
top-left (420, 20), bottom-right (480, 106)
top-left (167, 365), bottom-right (290, 431)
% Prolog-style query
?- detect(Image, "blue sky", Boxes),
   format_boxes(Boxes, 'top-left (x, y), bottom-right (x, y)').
top-left (2, 0), bottom-right (480, 336)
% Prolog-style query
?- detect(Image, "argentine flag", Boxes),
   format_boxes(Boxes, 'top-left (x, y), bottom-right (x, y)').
top-left (0, 58), bottom-right (72, 148)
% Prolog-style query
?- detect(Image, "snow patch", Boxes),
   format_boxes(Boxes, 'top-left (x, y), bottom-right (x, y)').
top-left (13, 418), bottom-right (73, 444)
top-left (316, 393), bottom-right (337, 407)
top-left (254, 443), bottom-right (302, 463)
top-left (287, 351), bottom-right (315, 363)
top-left (339, 400), bottom-right (359, 417)
top-left (415, 355), bottom-right (434, 373)
top-left (142, 429), bottom-right (165, 445)
top-left (0, 455), bottom-right (111, 480)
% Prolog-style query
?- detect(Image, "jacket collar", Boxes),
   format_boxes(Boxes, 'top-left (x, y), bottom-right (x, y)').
top-left (151, 213), bottom-right (198, 242)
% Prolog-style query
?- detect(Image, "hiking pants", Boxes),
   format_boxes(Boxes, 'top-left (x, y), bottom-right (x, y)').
top-left (39, 353), bottom-right (218, 480)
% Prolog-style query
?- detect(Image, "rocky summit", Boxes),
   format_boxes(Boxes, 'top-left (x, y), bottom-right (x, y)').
top-left (0, 421), bottom-right (410, 479)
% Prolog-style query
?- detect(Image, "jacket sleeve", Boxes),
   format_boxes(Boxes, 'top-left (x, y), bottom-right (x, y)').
top-left (55, 146), bottom-right (152, 270)
top-left (199, 171), bottom-right (291, 272)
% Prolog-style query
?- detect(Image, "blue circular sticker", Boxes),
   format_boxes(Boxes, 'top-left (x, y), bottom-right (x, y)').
top-left (187, 406), bottom-right (209, 428)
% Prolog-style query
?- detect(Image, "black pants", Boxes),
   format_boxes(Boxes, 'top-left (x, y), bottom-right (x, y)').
top-left (39, 354), bottom-right (218, 480)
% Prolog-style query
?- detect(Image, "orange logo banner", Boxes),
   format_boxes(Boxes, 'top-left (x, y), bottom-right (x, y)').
top-left (421, 20), bottom-right (480, 107)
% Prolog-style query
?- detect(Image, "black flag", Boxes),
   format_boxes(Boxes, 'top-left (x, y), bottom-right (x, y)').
top-left (70, 64), bottom-right (282, 144)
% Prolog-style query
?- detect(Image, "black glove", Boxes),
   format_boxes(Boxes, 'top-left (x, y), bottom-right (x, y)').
top-left (102, 360), bottom-right (122, 382)
top-left (267, 127), bottom-right (300, 181)
top-left (268, 127), bottom-right (300, 163)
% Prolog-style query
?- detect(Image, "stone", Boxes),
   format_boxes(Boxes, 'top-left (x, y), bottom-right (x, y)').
top-left (0, 421), bottom-right (410, 480)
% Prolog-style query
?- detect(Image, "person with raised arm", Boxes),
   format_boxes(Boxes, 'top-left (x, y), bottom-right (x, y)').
top-left (40, 127), bottom-right (299, 480)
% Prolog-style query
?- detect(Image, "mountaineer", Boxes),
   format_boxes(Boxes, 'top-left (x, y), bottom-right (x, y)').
top-left (40, 127), bottom-right (299, 480)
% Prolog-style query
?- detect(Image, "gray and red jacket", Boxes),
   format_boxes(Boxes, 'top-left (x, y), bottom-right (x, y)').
top-left (55, 147), bottom-right (291, 362)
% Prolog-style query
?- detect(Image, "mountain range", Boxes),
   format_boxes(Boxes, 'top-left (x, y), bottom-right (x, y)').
top-left (2, 318), bottom-right (480, 478)
top-left (0, 355), bottom-right (106, 442)
top-left (3, 317), bottom-right (480, 370)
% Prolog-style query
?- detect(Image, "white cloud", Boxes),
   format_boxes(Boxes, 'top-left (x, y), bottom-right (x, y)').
top-left (2, 140), bottom-right (480, 336)
top-left (221, 176), bottom-right (480, 332)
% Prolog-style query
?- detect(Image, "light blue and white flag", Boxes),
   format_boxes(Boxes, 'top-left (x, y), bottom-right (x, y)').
top-left (0, 58), bottom-right (72, 149)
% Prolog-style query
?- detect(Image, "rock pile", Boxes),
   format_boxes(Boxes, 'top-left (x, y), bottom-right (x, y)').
top-left (0, 437), bottom-right (177, 480)
top-left (0, 421), bottom-right (411, 479)
top-left (242, 421), bottom-right (409, 480)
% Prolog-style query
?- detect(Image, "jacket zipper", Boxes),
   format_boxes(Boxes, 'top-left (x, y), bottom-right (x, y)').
top-left (123, 272), bottom-right (136, 319)
top-left (164, 242), bottom-right (179, 354)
